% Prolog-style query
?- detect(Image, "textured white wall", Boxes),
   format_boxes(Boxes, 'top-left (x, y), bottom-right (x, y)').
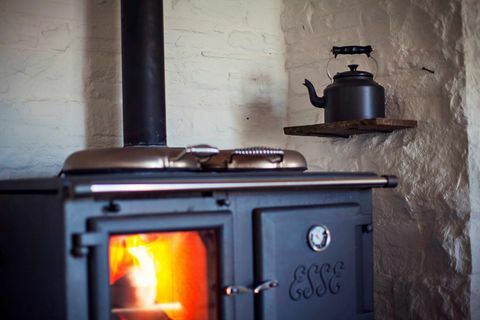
top-left (0, 0), bottom-right (287, 179)
top-left (463, 0), bottom-right (480, 317)
top-left (0, 0), bottom-right (97, 178)
top-left (281, 0), bottom-right (474, 318)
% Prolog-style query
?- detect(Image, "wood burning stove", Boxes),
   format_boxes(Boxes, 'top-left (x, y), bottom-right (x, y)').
top-left (0, 172), bottom-right (396, 319)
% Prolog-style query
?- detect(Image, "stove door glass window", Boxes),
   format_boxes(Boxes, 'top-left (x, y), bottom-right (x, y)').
top-left (109, 230), bottom-right (218, 320)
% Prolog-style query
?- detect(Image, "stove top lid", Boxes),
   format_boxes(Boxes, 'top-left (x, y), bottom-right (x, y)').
top-left (62, 145), bottom-right (219, 173)
top-left (62, 146), bottom-right (307, 174)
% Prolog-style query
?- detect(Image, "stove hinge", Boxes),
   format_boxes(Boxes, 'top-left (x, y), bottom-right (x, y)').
top-left (71, 232), bottom-right (103, 258)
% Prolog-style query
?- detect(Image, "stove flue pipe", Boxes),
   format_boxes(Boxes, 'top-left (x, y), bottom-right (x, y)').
top-left (121, 0), bottom-right (167, 146)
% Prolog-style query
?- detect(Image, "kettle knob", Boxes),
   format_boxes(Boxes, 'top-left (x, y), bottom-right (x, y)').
top-left (348, 64), bottom-right (359, 71)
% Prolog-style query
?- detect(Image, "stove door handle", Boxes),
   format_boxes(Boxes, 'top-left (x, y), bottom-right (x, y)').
top-left (224, 285), bottom-right (251, 296)
top-left (254, 280), bottom-right (280, 294)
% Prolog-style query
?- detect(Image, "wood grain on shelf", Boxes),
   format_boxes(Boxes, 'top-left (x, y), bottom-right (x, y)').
top-left (284, 118), bottom-right (417, 138)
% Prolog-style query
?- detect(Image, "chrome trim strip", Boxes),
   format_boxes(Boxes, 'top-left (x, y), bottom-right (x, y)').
top-left (73, 176), bottom-right (391, 196)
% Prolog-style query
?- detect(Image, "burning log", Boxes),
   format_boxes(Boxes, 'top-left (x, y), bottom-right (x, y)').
top-left (111, 270), bottom-right (172, 320)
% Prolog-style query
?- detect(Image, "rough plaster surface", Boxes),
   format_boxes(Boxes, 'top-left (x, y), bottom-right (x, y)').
top-left (463, 0), bottom-right (480, 317)
top-left (0, 0), bottom-right (287, 178)
top-left (281, 0), bottom-right (474, 318)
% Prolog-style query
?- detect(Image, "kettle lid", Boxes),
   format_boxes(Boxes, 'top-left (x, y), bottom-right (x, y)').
top-left (333, 64), bottom-right (373, 80)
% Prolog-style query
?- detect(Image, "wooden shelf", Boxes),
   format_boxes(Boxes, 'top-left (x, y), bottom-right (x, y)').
top-left (284, 118), bottom-right (417, 138)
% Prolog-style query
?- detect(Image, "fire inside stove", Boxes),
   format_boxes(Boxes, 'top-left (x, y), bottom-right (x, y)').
top-left (109, 230), bottom-right (218, 320)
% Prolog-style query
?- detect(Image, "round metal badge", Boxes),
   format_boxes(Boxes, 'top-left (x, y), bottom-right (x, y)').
top-left (308, 225), bottom-right (331, 252)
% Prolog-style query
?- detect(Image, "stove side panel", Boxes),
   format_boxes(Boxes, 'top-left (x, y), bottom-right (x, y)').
top-left (0, 192), bottom-right (65, 320)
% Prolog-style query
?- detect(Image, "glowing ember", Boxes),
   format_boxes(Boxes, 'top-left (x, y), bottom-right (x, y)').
top-left (109, 231), bottom-right (216, 320)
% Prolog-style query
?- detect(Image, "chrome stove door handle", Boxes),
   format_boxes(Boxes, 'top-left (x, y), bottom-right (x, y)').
top-left (224, 285), bottom-right (251, 296)
top-left (253, 280), bottom-right (279, 294)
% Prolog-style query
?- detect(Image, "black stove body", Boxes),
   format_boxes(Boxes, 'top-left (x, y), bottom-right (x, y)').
top-left (0, 172), bottom-right (396, 320)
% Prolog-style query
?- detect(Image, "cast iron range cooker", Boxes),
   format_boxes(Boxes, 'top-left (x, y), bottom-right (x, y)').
top-left (0, 1), bottom-right (397, 320)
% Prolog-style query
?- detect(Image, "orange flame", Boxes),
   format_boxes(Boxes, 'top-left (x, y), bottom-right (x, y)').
top-left (109, 231), bottom-right (214, 320)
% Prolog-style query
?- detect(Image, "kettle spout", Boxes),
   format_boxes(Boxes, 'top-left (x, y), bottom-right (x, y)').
top-left (303, 79), bottom-right (325, 108)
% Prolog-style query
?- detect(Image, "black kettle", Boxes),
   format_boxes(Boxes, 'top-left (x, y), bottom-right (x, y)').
top-left (304, 45), bottom-right (385, 123)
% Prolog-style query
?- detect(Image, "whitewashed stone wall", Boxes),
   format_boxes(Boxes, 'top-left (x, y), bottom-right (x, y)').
top-left (282, 0), bottom-right (476, 318)
top-left (463, 0), bottom-right (480, 317)
top-left (0, 0), bottom-right (287, 179)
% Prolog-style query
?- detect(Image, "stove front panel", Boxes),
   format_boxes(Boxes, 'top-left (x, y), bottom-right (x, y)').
top-left (86, 211), bottom-right (233, 320)
top-left (254, 204), bottom-right (373, 320)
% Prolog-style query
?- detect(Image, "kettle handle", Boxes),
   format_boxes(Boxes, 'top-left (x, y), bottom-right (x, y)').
top-left (326, 45), bottom-right (378, 81)
top-left (332, 45), bottom-right (373, 58)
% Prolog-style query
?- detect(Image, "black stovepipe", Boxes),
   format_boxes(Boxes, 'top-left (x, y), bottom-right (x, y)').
top-left (121, 0), bottom-right (167, 146)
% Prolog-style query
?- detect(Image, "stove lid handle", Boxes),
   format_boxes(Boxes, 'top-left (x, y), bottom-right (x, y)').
top-left (172, 144), bottom-right (219, 162)
top-left (185, 145), bottom-right (220, 157)
top-left (230, 147), bottom-right (285, 163)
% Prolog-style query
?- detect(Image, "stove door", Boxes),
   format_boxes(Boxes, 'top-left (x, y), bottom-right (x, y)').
top-left (86, 211), bottom-right (233, 320)
top-left (254, 204), bottom-right (373, 320)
